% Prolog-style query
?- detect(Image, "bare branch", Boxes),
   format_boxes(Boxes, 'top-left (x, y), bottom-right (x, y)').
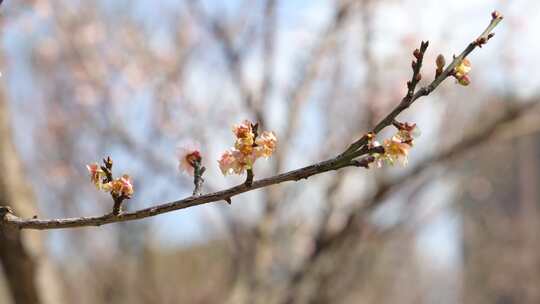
top-left (341, 12), bottom-right (504, 157)
top-left (0, 11), bottom-right (504, 231)
top-left (1, 155), bottom-right (358, 230)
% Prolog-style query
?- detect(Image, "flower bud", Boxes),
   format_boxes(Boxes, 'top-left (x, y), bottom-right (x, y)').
top-left (457, 74), bottom-right (471, 86)
top-left (454, 58), bottom-right (471, 78)
top-left (491, 10), bottom-right (503, 20)
top-left (413, 49), bottom-right (421, 59)
top-left (436, 54), bottom-right (445, 70)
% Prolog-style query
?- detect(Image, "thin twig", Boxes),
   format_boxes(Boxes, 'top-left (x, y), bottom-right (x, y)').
top-left (341, 12), bottom-right (503, 157)
top-left (192, 160), bottom-right (206, 196)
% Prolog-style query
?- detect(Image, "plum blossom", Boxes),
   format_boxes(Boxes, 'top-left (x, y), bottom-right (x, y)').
top-left (219, 120), bottom-right (277, 176)
top-left (254, 131), bottom-right (277, 158)
top-left (218, 149), bottom-right (255, 175)
top-left (111, 174), bottom-right (134, 198)
top-left (381, 139), bottom-right (411, 166)
top-left (86, 163), bottom-right (105, 189)
top-left (218, 150), bottom-right (237, 175)
top-left (86, 158), bottom-right (135, 198)
top-left (233, 120), bottom-right (255, 155)
top-left (371, 122), bottom-right (420, 168)
top-left (177, 140), bottom-right (202, 176)
top-left (454, 58), bottom-right (471, 86)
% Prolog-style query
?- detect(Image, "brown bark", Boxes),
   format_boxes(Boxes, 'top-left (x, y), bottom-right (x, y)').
top-left (0, 231), bottom-right (40, 304)
top-left (0, 86), bottom-right (41, 303)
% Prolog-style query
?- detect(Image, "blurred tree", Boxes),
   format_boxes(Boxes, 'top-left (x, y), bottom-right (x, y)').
top-left (0, 1), bottom-right (539, 304)
top-left (0, 93), bottom-right (41, 304)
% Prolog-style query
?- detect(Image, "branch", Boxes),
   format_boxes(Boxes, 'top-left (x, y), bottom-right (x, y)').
top-left (281, 99), bottom-right (538, 299)
top-left (1, 155), bottom-right (360, 230)
top-left (0, 11), bottom-right (504, 231)
top-left (340, 11), bottom-right (503, 157)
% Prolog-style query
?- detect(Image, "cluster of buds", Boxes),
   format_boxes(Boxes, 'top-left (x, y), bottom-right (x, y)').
top-left (86, 157), bottom-right (134, 210)
top-left (218, 120), bottom-right (277, 175)
top-left (368, 122), bottom-right (420, 167)
top-left (407, 41), bottom-right (429, 96)
top-left (453, 58), bottom-right (472, 86)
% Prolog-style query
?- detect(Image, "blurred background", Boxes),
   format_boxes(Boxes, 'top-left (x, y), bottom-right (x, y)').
top-left (1, 0), bottom-right (540, 303)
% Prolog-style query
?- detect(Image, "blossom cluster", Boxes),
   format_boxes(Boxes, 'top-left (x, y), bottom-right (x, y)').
top-left (218, 120), bottom-right (277, 175)
top-left (86, 162), bottom-right (134, 198)
top-left (370, 122), bottom-right (420, 167)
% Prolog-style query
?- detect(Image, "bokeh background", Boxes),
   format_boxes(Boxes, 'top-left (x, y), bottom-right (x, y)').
top-left (1, 0), bottom-right (540, 303)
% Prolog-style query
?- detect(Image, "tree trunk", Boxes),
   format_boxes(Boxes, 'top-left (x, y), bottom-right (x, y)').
top-left (0, 87), bottom-right (42, 303)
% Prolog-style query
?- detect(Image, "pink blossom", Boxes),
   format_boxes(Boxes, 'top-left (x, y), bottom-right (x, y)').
top-left (86, 163), bottom-right (104, 189)
top-left (219, 120), bottom-right (278, 176)
top-left (233, 120), bottom-right (253, 139)
top-left (177, 140), bottom-right (202, 176)
top-left (254, 131), bottom-right (277, 158)
top-left (233, 120), bottom-right (255, 154)
top-left (218, 150), bottom-right (236, 175)
top-left (111, 174), bottom-right (134, 197)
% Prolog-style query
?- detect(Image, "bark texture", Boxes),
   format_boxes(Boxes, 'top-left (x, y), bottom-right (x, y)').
top-left (0, 87), bottom-right (41, 303)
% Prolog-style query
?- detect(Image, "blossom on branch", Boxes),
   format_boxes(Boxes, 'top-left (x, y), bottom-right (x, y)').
top-left (381, 139), bottom-right (411, 166)
top-left (86, 158), bottom-right (135, 199)
top-left (219, 120), bottom-right (277, 176)
top-left (454, 58), bottom-right (472, 86)
top-left (111, 175), bottom-right (134, 198)
top-left (177, 140), bottom-right (202, 176)
top-left (254, 131), bottom-right (277, 158)
top-left (371, 122), bottom-right (420, 168)
top-left (86, 163), bottom-right (105, 189)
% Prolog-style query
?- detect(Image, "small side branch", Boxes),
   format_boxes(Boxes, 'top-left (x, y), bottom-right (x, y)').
top-left (245, 169), bottom-right (254, 186)
top-left (192, 160), bottom-right (206, 196)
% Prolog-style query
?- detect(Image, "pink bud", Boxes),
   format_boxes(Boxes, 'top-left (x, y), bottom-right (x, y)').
top-left (491, 10), bottom-right (503, 20)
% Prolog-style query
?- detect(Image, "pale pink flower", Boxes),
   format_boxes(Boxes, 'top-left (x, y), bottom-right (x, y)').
top-left (455, 58), bottom-right (471, 78)
top-left (233, 120), bottom-right (255, 154)
top-left (177, 140), bottom-right (202, 176)
top-left (86, 163), bottom-right (104, 189)
top-left (218, 149), bottom-right (239, 175)
top-left (111, 174), bottom-right (134, 197)
top-left (382, 139), bottom-right (411, 166)
top-left (233, 120), bottom-right (253, 139)
top-left (254, 131), bottom-right (277, 158)
top-left (218, 149), bottom-right (257, 175)
top-left (219, 120), bottom-right (278, 176)
top-left (235, 149), bottom-right (256, 171)
top-left (454, 58), bottom-right (472, 86)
